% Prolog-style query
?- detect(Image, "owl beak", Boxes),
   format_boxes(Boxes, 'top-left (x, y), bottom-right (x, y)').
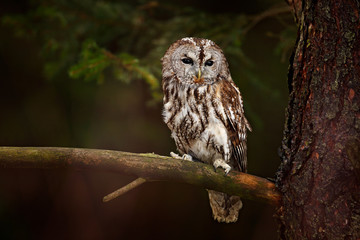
top-left (194, 69), bottom-right (203, 83)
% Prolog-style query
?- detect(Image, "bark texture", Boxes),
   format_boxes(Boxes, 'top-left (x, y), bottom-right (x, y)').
top-left (277, 0), bottom-right (360, 239)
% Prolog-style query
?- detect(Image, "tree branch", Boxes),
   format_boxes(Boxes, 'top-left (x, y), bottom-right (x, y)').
top-left (242, 4), bottom-right (292, 34)
top-left (0, 147), bottom-right (280, 205)
top-left (103, 177), bottom-right (147, 202)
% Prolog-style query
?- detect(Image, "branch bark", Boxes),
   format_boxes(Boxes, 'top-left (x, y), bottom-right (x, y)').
top-left (0, 146), bottom-right (280, 206)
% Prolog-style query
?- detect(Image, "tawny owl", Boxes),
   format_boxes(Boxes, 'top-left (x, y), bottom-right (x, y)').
top-left (161, 37), bottom-right (251, 223)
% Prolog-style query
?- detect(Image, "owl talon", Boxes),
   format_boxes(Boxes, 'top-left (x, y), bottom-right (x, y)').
top-left (182, 154), bottom-right (193, 161)
top-left (170, 152), bottom-right (181, 159)
top-left (213, 159), bottom-right (231, 175)
top-left (170, 152), bottom-right (193, 161)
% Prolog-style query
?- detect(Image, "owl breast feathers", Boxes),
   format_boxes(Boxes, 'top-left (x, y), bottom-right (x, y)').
top-left (161, 37), bottom-right (251, 223)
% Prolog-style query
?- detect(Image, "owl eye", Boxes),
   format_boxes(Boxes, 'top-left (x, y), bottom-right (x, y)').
top-left (205, 60), bottom-right (214, 66)
top-left (182, 58), bottom-right (193, 65)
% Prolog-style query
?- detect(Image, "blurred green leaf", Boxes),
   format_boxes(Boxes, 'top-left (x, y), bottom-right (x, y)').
top-left (69, 40), bottom-right (111, 82)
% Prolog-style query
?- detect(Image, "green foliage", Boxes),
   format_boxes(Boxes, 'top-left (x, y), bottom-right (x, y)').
top-left (69, 40), bottom-right (111, 84)
top-left (2, 0), bottom-right (295, 105)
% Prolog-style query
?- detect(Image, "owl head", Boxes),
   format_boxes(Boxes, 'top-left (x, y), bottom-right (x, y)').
top-left (161, 37), bottom-right (230, 86)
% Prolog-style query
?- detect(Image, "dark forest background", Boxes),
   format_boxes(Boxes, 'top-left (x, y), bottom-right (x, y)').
top-left (0, 0), bottom-right (296, 239)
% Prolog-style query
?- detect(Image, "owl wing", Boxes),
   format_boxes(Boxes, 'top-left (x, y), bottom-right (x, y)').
top-left (221, 81), bottom-right (251, 172)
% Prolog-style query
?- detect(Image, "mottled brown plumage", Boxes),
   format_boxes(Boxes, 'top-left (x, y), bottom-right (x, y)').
top-left (161, 37), bottom-right (251, 223)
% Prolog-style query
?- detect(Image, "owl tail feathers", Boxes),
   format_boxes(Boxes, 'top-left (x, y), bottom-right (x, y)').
top-left (207, 190), bottom-right (243, 223)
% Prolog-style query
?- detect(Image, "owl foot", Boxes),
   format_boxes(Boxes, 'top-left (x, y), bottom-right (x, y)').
top-left (213, 159), bottom-right (231, 175)
top-left (170, 152), bottom-right (193, 161)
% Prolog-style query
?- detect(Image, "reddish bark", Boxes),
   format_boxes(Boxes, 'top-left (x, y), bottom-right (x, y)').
top-left (277, 0), bottom-right (360, 239)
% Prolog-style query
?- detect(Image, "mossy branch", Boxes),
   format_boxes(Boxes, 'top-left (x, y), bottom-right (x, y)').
top-left (0, 147), bottom-right (280, 205)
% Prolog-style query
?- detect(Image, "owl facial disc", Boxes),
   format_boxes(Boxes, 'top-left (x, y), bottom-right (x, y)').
top-left (162, 37), bottom-right (229, 86)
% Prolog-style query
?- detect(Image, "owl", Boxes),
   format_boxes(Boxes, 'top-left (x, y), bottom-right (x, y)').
top-left (161, 37), bottom-right (251, 223)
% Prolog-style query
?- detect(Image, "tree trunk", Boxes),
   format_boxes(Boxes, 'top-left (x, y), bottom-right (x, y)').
top-left (277, 0), bottom-right (360, 239)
